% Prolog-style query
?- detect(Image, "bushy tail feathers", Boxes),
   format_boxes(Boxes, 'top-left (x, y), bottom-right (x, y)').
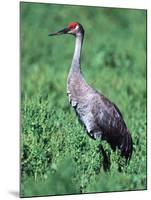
top-left (119, 129), bottom-right (133, 160)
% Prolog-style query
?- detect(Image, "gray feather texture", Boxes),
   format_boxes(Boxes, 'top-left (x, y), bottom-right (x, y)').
top-left (66, 23), bottom-right (133, 160)
top-left (49, 22), bottom-right (133, 160)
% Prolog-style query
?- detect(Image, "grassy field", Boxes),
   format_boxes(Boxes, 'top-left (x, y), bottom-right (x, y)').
top-left (20, 2), bottom-right (147, 197)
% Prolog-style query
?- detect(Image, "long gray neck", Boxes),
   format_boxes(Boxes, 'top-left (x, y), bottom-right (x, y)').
top-left (70, 33), bottom-right (83, 73)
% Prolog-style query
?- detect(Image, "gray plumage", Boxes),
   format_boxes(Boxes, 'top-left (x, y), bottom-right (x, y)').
top-left (49, 22), bottom-right (133, 160)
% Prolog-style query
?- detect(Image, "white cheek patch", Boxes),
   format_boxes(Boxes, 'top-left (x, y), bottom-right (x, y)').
top-left (69, 25), bottom-right (79, 34)
top-left (75, 25), bottom-right (79, 31)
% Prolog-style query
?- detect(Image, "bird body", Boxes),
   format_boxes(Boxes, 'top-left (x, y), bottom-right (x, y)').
top-left (49, 22), bottom-right (133, 160)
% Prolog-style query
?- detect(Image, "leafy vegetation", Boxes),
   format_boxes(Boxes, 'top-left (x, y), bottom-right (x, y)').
top-left (20, 2), bottom-right (147, 197)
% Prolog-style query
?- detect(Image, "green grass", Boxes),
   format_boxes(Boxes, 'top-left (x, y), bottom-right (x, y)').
top-left (20, 2), bottom-right (147, 197)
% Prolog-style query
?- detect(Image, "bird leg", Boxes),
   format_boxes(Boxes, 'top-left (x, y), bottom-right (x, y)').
top-left (97, 143), bottom-right (111, 172)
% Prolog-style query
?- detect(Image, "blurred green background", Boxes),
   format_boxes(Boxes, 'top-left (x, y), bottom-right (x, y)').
top-left (20, 2), bottom-right (147, 197)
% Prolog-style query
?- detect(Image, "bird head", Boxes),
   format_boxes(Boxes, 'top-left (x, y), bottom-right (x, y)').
top-left (48, 22), bottom-right (84, 37)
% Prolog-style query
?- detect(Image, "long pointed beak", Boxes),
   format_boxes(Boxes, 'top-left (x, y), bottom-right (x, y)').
top-left (48, 27), bottom-right (69, 36)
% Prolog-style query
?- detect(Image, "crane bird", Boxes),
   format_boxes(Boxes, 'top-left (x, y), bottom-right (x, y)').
top-left (48, 22), bottom-right (133, 160)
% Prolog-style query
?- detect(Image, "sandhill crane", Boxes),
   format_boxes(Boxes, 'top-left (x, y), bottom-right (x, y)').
top-left (48, 22), bottom-right (133, 160)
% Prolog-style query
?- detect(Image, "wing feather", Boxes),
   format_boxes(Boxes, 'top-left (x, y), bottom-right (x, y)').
top-left (91, 93), bottom-right (133, 159)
